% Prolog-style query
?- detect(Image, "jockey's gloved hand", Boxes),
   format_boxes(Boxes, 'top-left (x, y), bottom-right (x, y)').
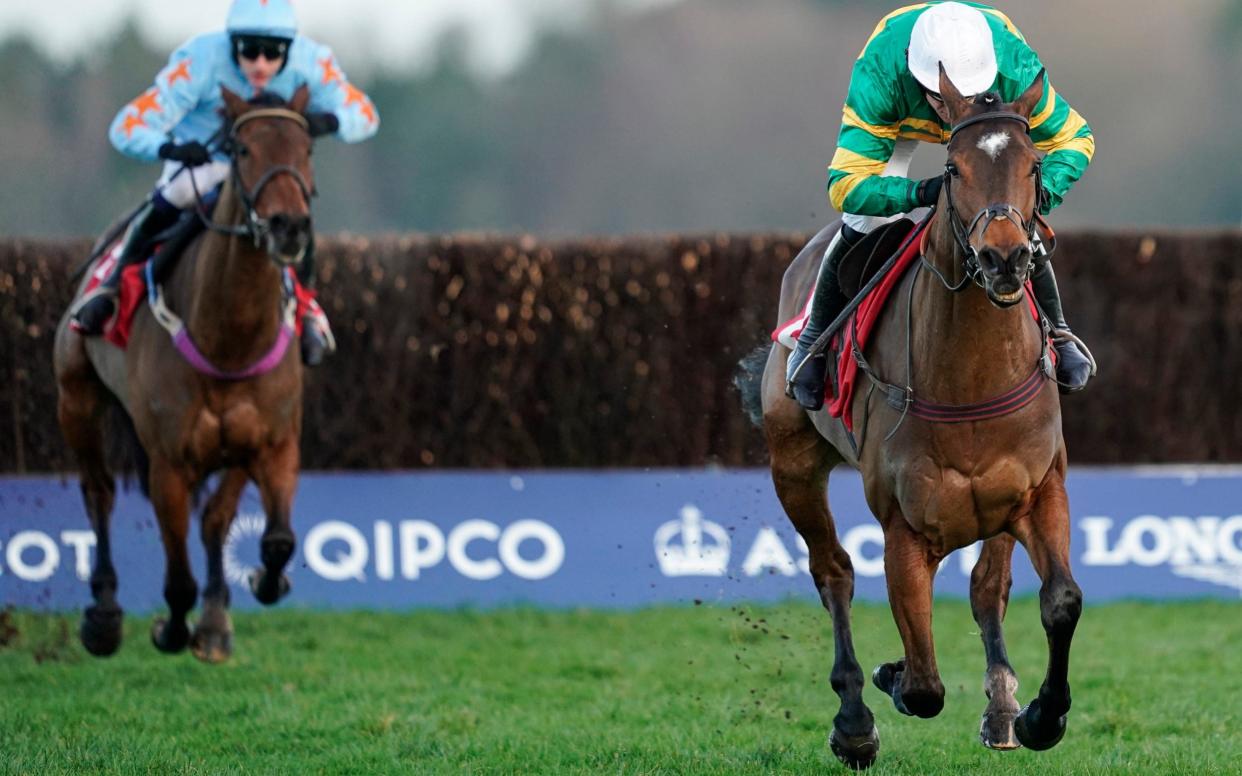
top-left (305, 112), bottom-right (340, 138)
top-left (158, 141), bottom-right (212, 167)
top-left (916, 176), bottom-right (944, 207)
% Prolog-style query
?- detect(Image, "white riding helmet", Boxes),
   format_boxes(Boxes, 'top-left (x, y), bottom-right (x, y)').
top-left (907, 2), bottom-right (998, 96)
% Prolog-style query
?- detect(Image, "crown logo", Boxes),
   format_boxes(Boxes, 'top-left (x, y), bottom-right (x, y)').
top-left (654, 504), bottom-right (730, 576)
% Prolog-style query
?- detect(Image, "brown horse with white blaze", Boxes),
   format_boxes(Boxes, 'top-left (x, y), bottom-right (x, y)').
top-left (743, 66), bottom-right (1081, 768)
top-left (54, 87), bottom-right (317, 663)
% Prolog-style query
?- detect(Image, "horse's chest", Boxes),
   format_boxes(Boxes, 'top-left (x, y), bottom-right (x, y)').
top-left (884, 456), bottom-right (1038, 550)
top-left (180, 388), bottom-right (297, 464)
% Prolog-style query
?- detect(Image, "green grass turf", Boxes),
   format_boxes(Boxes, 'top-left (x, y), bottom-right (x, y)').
top-left (1, 599), bottom-right (1239, 775)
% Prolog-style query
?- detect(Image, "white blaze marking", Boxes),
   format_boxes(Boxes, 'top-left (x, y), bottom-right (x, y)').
top-left (977, 131), bottom-right (1011, 161)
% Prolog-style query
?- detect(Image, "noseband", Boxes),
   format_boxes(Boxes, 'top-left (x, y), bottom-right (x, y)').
top-left (933, 111), bottom-right (1043, 292)
top-left (191, 107), bottom-right (315, 260)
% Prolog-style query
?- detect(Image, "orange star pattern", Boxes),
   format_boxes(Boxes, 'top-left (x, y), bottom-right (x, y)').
top-left (121, 112), bottom-right (146, 138)
top-left (319, 56), bottom-right (342, 86)
top-left (343, 82), bottom-right (377, 126)
top-left (129, 88), bottom-right (161, 118)
top-left (166, 59), bottom-right (192, 87)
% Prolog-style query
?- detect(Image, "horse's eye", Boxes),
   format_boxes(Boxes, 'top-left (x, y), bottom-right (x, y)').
top-left (946, 162), bottom-right (961, 178)
top-left (237, 145), bottom-right (250, 158)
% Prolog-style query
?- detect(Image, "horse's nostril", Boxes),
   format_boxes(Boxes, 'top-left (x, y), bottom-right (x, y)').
top-left (979, 248), bottom-right (1005, 274)
top-left (269, 213), bottom-right (310, 236)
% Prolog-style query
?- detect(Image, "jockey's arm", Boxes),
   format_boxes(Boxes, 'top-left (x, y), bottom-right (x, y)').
top-left (108, 38), bottom-right (210, 163)
top-left (1018, 52), bottom-right (1095, 214)
top-left (826, 59), bottom-right (923, 219)
top-left (299, 42), bottom-right (380, 143)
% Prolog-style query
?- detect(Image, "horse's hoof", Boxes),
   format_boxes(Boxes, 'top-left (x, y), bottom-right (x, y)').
top-left (870, 660), bottom-right (904, 694)
top-left (1013, 701), bottom-right (1067, 751)
top-left (249, 569), bottom-right (291, 605)
top-left (79, 604), bottom-right (123, 657)
top-left (190, 627), bottom-right (233, 664)
top-left (979, 710), bottom-right (1022, 750)
top-left (829, 725), bottom-right (880, 770)
top-left (150, 617), bottom-right (190, 654)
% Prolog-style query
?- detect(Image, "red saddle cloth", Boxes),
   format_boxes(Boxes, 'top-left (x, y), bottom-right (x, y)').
top-left (79, 242), bottom-right (315, 349)
top-left (772, 219), bottom-right (1042, 431)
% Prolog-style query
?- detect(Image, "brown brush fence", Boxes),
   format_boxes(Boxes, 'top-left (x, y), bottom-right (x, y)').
top-left (1, 229), bottom-right (1239, 472)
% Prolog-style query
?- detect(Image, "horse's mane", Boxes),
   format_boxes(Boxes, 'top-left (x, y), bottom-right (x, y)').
top-left (971, 91), bottom-right (1004, 109)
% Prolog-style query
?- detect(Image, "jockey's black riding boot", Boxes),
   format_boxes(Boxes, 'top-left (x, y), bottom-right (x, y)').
top-left (71, 197), bottom-right (180, 335)
top-left (785, 224), bottom-right (861, 411)
top-left (1030, 260), bottom-right (1093, 393)
top-left (295, 232), bottom-right (333, 367)
top-left (146, 211), bottom-right (205, 286)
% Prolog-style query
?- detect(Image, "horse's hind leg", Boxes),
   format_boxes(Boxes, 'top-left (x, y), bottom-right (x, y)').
top-left (1010, 462), bottom-right (1082, 751)
top-left (764, 386), bottom-right (877, 766)
top-left (56, 365), bottom-right (122, 656)
top-left (148, 459), bottom-right (198, 653)
top-left (971, 534), bottom-right (1021, 749)
top-left (872, 518), bottom-right (944, 719)
top-left (191, 467), bottom-right (248, 663)
top-left (248, 436), bottom-right (299, 605)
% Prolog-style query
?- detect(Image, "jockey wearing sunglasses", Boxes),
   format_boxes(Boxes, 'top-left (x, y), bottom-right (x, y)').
top-left (71, 0), bottom-right (379, 368)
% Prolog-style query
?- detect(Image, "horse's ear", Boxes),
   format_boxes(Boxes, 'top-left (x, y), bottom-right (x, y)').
top-left (1012, 68), bottom-right (1046, 119)
top-left (289, 84), bottom-right (311, 115)
top-left (937, 62), bottom-right (972, 124)
top-left (220, 86), bottom-right (249, 119)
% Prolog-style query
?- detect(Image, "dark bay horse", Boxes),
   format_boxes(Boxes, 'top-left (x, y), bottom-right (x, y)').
top-left (54, 87), bottom-right (317, 663)
top-left (748, 67), bottom-right (1081, 768)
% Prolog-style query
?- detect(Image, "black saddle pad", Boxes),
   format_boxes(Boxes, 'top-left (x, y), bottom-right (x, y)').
top-left (836, 218), bottom-right (915, 300)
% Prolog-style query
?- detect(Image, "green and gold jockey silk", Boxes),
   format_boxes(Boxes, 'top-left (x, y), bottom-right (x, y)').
top-left (827, 2), bottom-right (1094, 216)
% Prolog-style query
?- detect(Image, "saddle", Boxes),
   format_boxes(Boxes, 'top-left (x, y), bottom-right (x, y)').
top-left (836, 219), bottom-right (916, 299)
top-left (772, 218), bottom-right (929, 430)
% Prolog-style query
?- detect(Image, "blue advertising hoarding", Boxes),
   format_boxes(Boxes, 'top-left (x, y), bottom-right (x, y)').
top-left (1, 467), bottom-right (1240, 612)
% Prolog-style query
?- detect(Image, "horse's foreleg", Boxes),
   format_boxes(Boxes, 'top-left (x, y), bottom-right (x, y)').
top-left (768, 417), bottom-right (877, 770)
top-left (970, 534), bottom-right (1021, 749)
top-left (57, 374), bottom-right (122, 657)
top-left (148, 460), bottom-right (197, 653)
top-left (191, 467), bottom-right (248, 663)
top-left (248, 436), bottom-right (299, 606)
top-left (874, 518), bottom-right (944, 719)
top-left (1010, 465), bottom-right (1081, 751)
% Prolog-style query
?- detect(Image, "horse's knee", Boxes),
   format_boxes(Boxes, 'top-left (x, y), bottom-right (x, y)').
top-left (261, 530), bottom-right (296, 571)
top-left (1040, 579), bottom-right (1082, 636)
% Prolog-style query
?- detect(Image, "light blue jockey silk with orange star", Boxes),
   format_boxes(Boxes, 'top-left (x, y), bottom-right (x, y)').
top-left (109, 31), bottom-right (379, 162)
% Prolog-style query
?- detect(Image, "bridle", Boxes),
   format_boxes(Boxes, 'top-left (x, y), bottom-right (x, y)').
top-left (190, 107), bottom-right (315, 263)
top-left (926, 111), bottom-right (1046, 293)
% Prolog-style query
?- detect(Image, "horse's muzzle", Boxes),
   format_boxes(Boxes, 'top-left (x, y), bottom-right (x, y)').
top-left (979, 245), bottom-right (1031, 308)
top-left (266, 213), bottom-right (311, 265)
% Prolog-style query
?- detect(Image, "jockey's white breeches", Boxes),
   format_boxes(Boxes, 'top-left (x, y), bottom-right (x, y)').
top-left (156, 160), bottom-right (230, 209)
top-left (842, 138), bottom-right (930, 235)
